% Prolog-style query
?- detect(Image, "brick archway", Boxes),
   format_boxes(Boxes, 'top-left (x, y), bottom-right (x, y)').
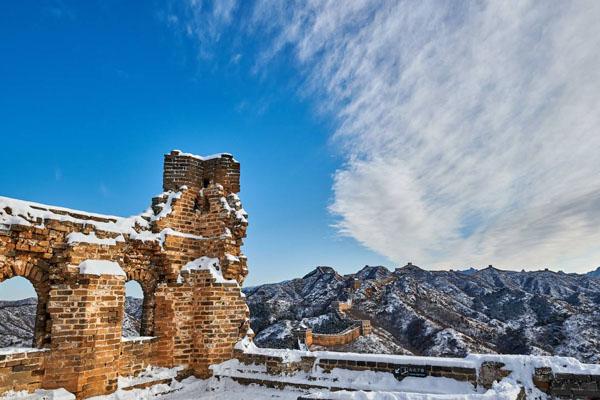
top-left (0, 261), bottom-right (50, 348)
top-left (124, 270), bottom-right (158, 336)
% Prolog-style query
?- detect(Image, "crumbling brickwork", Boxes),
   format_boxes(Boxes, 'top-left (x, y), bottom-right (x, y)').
top-left (0, 150), bottom-right (249, 398)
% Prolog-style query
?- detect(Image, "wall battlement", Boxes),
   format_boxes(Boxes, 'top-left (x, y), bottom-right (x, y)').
top-left (162, 150), bottom-right (240, 193)
top-left (0, 150), bottom-right (249, 399)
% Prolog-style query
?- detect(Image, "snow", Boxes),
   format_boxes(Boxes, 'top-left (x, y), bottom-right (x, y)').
top-left (121, 336), bottom-right (156, 342)
top-left (0, 347), bottom-right (48, 356)
top-left (225, 253), bottom-right (240, 262)
top-left (465, 353), bottom-right (600, 375)
top-left (149, 191), bottom-right (183, 222)
top-left (78, 260), bottom-right (126, 277)
top-left (88, 383), bottom-right (178, 400)
top-left (86, 376), bottom-right (308, 400)
top-left (302, 379), bottom-right (521, 399)
top-left (237, 342), bottom-right (600, 376)
top-left (157, 228), bottom-right (205, 244)
top-left (234, 337), bottom-right (303, 362)
top-left (212, 358), bottom-right (478, 395)
top-left (0, 187), bottom-right (237, 251)
top-left (3, 352), bottom-right (597, 400)
top-left (129, 230), bottom-right (160, 242)
top-left (220, 196), bottom-right (248, 224)
top-left (67, 232), bottom-right (125, 246)
top-left (177, 257), bottom-right (238, 285)
top-left (0, 196), bottom-right (149, 235)
top-left (0, 376), bottom-right (523, 400)
top-left (170, 150), bottom-right (235, 162)
top-left (0, 389), bottom-right (74, 400)
top-left (118, 366), bottom-right (183, 389)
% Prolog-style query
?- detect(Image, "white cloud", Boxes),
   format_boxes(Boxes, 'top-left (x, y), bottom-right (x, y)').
top-left (168, 0), bottom-right (239, 59)
top-left (178, 0), bottom-right (600, 272)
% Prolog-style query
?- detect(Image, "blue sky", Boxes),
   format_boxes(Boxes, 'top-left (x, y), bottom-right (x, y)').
top-left (2, 1), bottom-right (600, 300)
top-left (0, 1), bottom-right (390, 300)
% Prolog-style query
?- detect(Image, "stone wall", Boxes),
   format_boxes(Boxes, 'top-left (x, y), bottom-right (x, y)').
top-left (303, 302), bottom-right (373, 349)
top-left (0, 150), bottom-right (249, 398)
top-left (310, 325), bottom-right (362, 347)
top-left (232, 349), bottom-right (477, 385)
top-left (230, 349), bottom-right (600, 399)
top-left (0, 349), bottom-right (47, 394)
top-left (119, 337), bottom-right (158, 378)
top-left (534, 367), bottom-right (600, 399)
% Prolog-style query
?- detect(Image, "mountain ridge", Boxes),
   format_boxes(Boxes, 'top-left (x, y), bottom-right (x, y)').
top-left (244, 264), bottom-right (600, 363)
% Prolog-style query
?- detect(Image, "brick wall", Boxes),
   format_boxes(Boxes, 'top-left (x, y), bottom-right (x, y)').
top-left (311, 326), bottom-right (362, 347)
top-left (304, 302), bottom-right (372, 349)
top-left (43, 275), bottom-right (125, 398)
top-left (0, 349), bottom-right (47, 394)
top-left (0, 150), bottom-right (250, 399)
top-left (233, 350), bottom-right (477, 385)
top-left (162, 150), bottom-right (240, 194)
top-left (189, 270), bottom-right (248, 377)
top-left (229, 350), bottom-right (600, 399)
top-left (119, 338), bottom-right (158, 377)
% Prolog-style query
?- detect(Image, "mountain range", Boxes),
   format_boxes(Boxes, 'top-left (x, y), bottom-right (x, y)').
top-left (244, 264), bottom-right (600, 363)
top-left (1, 265), bottom-right (598, 364)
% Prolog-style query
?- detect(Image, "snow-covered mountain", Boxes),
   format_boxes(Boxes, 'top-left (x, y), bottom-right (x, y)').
top-left (244, 264), bottom-right (600, 363)
top-left (0, 297), bottom-right (144, 347)
top-left (0, 298), bottom-right (37, 347)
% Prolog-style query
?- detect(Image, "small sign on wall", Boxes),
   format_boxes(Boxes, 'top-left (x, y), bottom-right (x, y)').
top-left (393, 366), bottom-right (428, 380)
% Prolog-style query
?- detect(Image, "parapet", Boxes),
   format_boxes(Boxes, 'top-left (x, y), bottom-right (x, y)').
top-left (163, 150), bottom-right (240, 193)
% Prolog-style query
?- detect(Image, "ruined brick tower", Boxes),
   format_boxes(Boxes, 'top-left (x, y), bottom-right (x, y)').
top-left (0, 150), bottom-right (250, 398)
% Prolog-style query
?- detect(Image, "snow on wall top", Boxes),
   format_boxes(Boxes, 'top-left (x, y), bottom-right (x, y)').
top-left (178, 256), bottom-right (238, 285)
top-left (0, 195), bottom-right (148, 234)
top-left (78, 260), bottom-right (126, 277)
top-left (236, 337), bottom-right (600, 375)
top-left (170, 149), bottom-right (236, 162)
top-left (67, 232), bottom-right (126, 246)
top-left (0, 187), bottom-right (196, 242)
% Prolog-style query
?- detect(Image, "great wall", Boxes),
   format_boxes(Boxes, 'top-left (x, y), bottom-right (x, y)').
top-left (0, 151), bottom-right (599, 399)
top-left (0, 151), bottom-right (249, 398)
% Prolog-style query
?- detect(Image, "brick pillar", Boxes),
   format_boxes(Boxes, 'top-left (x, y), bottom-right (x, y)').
top-left (153, 282), bottom-right (195, 369)
top-left (140, 289), bottom-right (156, 336)
top-left (33, 290), bottom-right (50, 348)
top-left (43, 275), bottom-right (125, 399)
top-left (188, 270), bottom-right (247, 377)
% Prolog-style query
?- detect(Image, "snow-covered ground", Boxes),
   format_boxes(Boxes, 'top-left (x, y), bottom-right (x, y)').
top-left (0, 376), bottom-right (523, 400)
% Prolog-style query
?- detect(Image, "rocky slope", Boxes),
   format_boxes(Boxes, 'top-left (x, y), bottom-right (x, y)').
top-left (0, 297), bottom-right (144, 347)
top-left (0, 298), bottom-right (37, 347)
top-left (244, 264), bottom-right (600, 363)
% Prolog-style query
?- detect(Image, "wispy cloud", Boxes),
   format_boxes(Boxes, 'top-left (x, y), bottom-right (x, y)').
top-left (175, 0), bottom-right (600, 272)
top-left (167, 0), bottom-right (239, 59)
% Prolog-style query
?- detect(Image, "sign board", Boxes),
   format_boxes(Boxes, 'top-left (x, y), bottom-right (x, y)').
top-left (393, 366), bottom-right (428, 380)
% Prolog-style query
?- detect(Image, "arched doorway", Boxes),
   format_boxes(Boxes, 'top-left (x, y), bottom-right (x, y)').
top-left (0, 276), bottom-right (44, 348)
top-left (123, 279), bottom-right (156, 337)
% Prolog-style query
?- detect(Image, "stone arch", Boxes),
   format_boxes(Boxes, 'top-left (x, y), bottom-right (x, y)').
top-left (0, 261), bottom-right (50, 348)
top-left (124, 269), bottom-right (158, 336)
